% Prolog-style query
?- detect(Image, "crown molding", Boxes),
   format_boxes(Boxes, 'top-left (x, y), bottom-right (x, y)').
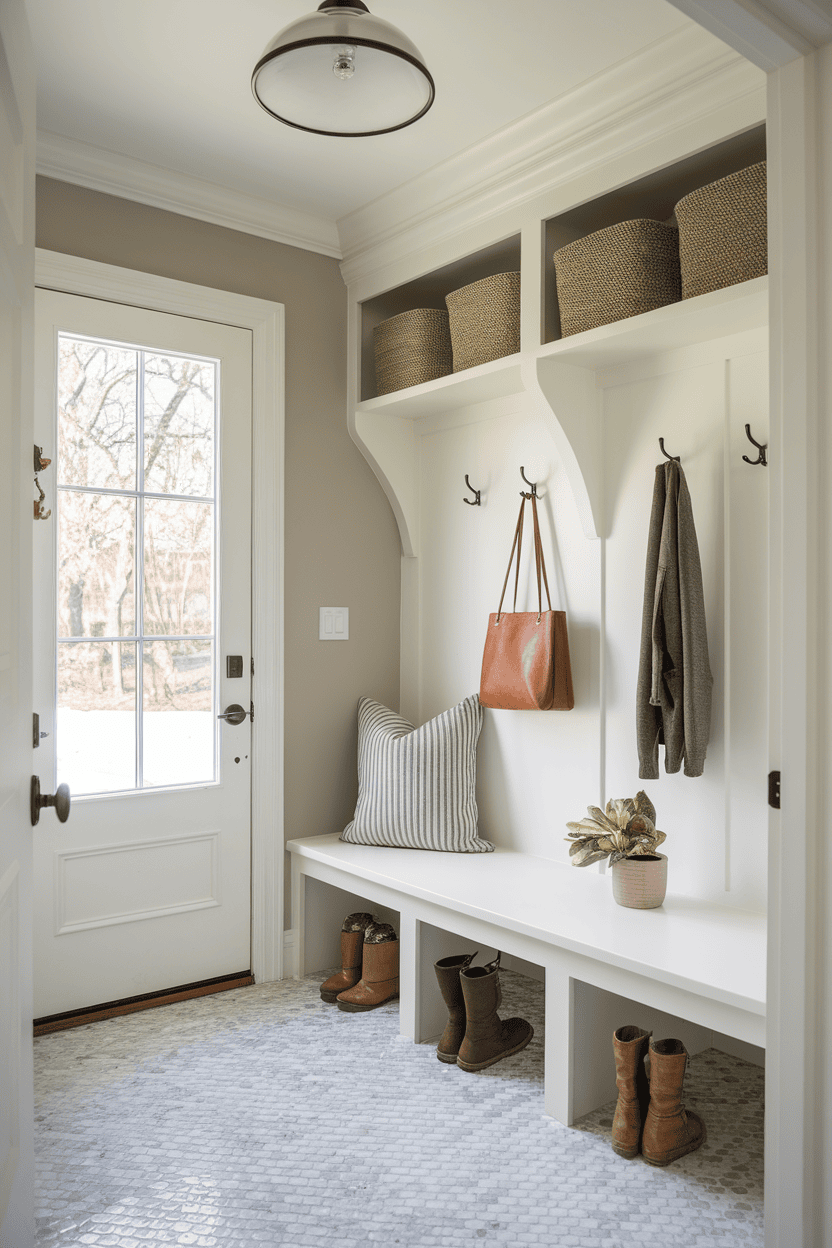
top-left (665, 0), bottom-right (832, 70)
top-left (36, 130), bottom-right (342, 259)
top-left (336, 24), bottom-right (766, 288)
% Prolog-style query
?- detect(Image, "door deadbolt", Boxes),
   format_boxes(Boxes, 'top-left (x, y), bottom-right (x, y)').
top-left (31, 775), bottom-right (70, 826)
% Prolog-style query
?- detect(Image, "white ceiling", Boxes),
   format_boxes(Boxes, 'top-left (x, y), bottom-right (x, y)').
top-left (27, 0), bottom-right (695, 225)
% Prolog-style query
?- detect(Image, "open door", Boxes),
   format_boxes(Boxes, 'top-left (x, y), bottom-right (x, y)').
top-left (0, 1), bottom-right (36, 1245)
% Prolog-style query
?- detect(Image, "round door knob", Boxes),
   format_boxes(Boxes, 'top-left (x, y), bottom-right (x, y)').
top-left (31, 776), bottom-right (71, 826)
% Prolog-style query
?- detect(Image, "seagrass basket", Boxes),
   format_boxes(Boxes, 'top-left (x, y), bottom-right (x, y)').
top-left (553, 219), bottom-right (681, 337)
top-left (674, 161), bottom-right (767, 299)
top-left (373, 308), bottom-right (453, 396)
top-left (445, 272), bottom-right (521, 372)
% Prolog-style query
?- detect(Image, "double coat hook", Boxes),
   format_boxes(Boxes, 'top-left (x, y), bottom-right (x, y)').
top-left (742, 424), bottom-right (768, 466)
top-left (520, 466), bottom-right (538, 497)
top-left (463, 474), bottom-right (481, 506)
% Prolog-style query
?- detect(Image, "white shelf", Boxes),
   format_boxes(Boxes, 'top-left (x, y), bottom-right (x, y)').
top-left (357, 353), bottom-right (524, 421)
top-left (537, 276), bottom-right (768, 372)
top-left (350, 276), bottom-right (769, 553)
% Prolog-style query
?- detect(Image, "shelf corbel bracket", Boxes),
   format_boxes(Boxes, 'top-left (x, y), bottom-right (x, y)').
top-left (521, 355), bottom-right (602, 541)
top-left (348, 407), bottom-right (420, 558)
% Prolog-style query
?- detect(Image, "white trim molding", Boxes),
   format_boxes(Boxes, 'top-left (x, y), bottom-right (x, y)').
top-left (764, 45), bottom-right (832, 1248)
top-left (666, 0), bottom-right (832, 71)
top-left (37, 130), bottom-right (342, 260)
top-left (282, 929), bottom-right (298, 980)
top-left (35, 249), bottom-right (286, 984)
top-left (337, 24), bottom-right (766, 286)
top-left (54, 832), bottom-right (221, 935)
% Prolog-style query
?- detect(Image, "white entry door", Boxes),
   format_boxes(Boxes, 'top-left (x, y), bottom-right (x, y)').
top-left (0, 1), bottom-right (35, 1242)
top-left (33, 290), bottom-right (253, 1018)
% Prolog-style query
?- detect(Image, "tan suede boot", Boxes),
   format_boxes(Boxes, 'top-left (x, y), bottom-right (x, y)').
top-left (642, 1038), bottom-right (707, 1166)
top-left (457, 953), bottom-right (533, 1071)
top-left (433, 952), bottom-right (477, 1063)
top-left (611, 1025), bottom-right (651, 1158)
top-left (337, 922), bottom-right (399, 1012)
top-left (319, 912), bottom-right (375, 1002)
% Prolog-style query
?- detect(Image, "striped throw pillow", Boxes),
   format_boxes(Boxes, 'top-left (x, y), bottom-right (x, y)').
top-left (340, 695), bottom-right (493, 853)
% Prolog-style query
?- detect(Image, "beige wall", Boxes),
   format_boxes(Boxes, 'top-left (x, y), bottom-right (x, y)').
top-left (36, 176), bottom-right (402, 926)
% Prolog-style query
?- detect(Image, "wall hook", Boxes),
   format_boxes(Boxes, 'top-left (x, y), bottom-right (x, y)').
top-left (520, 466), bottom-right (538, 497)
top-left (34, 477), bottom-right (51, 521)
top-left (463, 474), bottom-right (481, 506)
top-left (742, 424), bottom-right (768, 467)
top-left (658, 438), bottom-right (680, 463)
top-left (33, 445), bottom-right (52, 520)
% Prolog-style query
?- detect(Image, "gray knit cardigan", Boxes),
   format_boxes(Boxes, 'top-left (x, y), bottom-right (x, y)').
top-left (636, 460), bottom-right (713, 778)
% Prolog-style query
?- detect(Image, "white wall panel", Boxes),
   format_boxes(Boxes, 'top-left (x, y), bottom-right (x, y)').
top-left (603, 337), bottom-right (767, 910)
top-left (416, 403), bottom-right (601, 860)
top-left (409, 332), bottom-right (767, 914)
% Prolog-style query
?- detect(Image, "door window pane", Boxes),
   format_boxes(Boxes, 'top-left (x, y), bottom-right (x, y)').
top-left (57, 641), bottom-right (136, 794)
top-left (144, 354), bottom-right (215, 497)
top-left (143, 499), bottom-right (213, 636)
top-left (143, 640), bottom-right (214, 788)
top-left (58, 338), bottom-right (137, 490)
top-left (54, 334), bottom-right (220, 796)
top-left (57, 492), bottom-right (135, 637)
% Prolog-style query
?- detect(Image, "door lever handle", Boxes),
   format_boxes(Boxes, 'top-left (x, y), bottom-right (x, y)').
top-left (217, 703), bottom-right (250, 726)
top-left (31, 776), bottom-right (70, 826)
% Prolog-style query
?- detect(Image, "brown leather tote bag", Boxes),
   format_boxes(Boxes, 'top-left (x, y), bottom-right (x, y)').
top-left (479, 492), bottom-right (574, 711)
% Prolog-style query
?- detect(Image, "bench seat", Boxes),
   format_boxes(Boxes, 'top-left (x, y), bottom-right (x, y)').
top-left (288, 834), bottom-right (766, 1123)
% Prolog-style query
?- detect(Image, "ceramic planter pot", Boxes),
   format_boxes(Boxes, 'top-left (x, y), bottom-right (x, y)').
top-left (611, 853), bottom-right (667, 909)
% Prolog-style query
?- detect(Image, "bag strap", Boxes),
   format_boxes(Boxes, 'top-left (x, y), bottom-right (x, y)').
top-left (495, 495), bottom-right (526, 622)
top-left (530, 492), bottom-right (553, 621)
top-left (495, 492), bottom-right (554, 623)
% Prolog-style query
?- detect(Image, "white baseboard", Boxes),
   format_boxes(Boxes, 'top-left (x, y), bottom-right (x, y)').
top-left (282, 929), bottom-right (298, 979)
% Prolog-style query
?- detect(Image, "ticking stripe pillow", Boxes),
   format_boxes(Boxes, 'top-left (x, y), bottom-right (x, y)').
top-left (340, 695), bottom-right (494, 853)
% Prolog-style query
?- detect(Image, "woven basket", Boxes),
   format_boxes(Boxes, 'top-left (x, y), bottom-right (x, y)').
top-left (553, 220), bottom-right (680, 337)
top-left (445, 272), bottom-right (521, 372)
top-left (373, 308), bottom-right (453, 396)
top-left (675, 161), bottom-right (767, 299)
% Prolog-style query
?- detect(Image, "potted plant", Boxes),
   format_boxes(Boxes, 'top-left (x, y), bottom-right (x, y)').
top-left (565, 791), bottom-right (667, 909)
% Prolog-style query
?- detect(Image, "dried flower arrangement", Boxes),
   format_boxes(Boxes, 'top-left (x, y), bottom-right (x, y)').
top-left (565, 791), bottom-right (666, 867)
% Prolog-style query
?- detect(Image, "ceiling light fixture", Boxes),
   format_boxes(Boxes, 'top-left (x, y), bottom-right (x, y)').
top-left (251, 0), bottom-right (435, 138)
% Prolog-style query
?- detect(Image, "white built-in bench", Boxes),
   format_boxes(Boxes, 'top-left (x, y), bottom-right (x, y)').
top-left (288, 834), bottom-right (766, 1125)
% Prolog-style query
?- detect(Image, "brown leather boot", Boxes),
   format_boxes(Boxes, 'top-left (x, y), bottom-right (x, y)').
top-left (434, 952), bottom-right (477, 1063)
top-left (457, 953), bottom-right (533, 1071)
top-left (337, 922), bottom-right (399, 1012)
top-left (611, 1025), bottom-right (651, 1158)
top-left (319, 912), bottom-right (375, 1002)
top-left (642, 1038), bottom-right (707, 1166)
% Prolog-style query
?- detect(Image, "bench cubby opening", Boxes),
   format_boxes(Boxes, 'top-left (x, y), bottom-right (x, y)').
top-left (295, 875), bottom-right (400, 981)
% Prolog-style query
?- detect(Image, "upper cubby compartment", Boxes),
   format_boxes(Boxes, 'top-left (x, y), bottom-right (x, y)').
top-left (359, 234), bottom-right (521, 402)
top-left (542, 124), bottom-right (767, 345)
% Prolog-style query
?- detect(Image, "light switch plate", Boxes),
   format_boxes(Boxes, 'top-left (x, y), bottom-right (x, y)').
top-left (319, 607), bottom-right (349, 640)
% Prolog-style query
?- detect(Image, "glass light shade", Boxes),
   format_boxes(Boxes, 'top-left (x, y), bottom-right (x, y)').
top-left (252, 2), bottom-right (435, 136)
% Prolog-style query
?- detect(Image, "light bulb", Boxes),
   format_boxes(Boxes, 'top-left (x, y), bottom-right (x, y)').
top-left (333, 45), bottom-right (356, 80)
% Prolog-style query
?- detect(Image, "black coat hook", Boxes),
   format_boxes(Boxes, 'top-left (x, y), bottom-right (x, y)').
top-left (742, 424), bottom-right (768, 467)
top-left (520, 466), bottom-right (538, 497)
top-left (463, 474), bottom-right (481, 506)
top-left (658, 438), bottom-right (680, 463)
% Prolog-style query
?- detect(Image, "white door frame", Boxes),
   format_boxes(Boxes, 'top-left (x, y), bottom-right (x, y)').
top-left (668, 9), bottom-right (832, 1242)
top-left (34, 249), bottom-right (285, 985)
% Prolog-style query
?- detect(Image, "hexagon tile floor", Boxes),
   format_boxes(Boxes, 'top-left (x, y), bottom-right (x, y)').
top-left (33, 970), bottom-right (764, 1247)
